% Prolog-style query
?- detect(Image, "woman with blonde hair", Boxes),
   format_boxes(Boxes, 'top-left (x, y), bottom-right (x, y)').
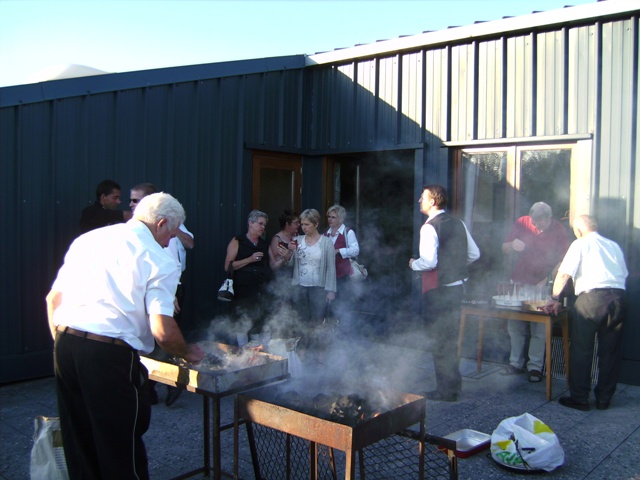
top-left (288, 209), bottom-right (336, 346)
top-left (325, 204), bottom-right (360, 294)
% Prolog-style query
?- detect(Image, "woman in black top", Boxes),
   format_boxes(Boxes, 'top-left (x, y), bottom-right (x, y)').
top-left (223, 210), bottom-right (274, 339)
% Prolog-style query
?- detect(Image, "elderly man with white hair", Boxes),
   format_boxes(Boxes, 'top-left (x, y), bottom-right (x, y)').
top-left (500, 202), bottom-right (571, 383)
top-left (46, 192), bottom-right (204, 480)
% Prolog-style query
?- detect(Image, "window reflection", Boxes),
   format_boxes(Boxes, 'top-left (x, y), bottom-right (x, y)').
top-left (459, 146), bottom-right (571, 295)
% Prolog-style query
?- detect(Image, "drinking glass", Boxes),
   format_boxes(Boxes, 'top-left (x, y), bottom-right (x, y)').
top-left (497, 281), bottom-right (509, 301)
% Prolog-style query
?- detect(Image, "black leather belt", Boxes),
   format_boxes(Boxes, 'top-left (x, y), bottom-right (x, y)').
top-left (56, 326), bottom-right (132, 349)
top-left (581, 288), bottom-right (624, 295)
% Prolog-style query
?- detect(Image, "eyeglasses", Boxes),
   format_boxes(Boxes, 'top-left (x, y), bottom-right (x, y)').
top-left (130, 198), bottom-right (141, 204)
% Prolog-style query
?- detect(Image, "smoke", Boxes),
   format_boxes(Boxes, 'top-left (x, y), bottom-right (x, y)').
top-left (195, 152), bottom-right (442, 397)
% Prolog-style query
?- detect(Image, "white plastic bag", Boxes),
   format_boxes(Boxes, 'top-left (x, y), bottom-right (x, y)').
top-left (490, 412), bottom-right (564, 472)
top-left (30, 416), bottom-right (69, 480)
top-left (268, 337), bottom-right (303, 378)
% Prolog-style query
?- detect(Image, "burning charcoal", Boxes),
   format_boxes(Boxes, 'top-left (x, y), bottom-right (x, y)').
top-left (330, 394), bottom-right (365, 425)
top-left (312, 394), bottom-right (333, 413)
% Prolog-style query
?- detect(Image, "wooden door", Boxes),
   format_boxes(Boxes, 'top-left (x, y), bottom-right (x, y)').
top-left (252, 152), bottom-right (302, 239)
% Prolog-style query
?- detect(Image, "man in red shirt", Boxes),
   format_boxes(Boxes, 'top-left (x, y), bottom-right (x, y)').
top-left (500, 202), bottom-right (571, 382)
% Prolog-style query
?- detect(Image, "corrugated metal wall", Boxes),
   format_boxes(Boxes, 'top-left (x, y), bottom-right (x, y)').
top-left (1, 7), bottom-right (639, 382)
top-left (0, 60), bottom-right (309, 382)
top-left (305, 12), bottom-right (639, 268)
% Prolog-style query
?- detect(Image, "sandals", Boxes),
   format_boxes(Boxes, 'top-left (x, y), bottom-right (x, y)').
top-left (528, 370), bottom-right (543, 383)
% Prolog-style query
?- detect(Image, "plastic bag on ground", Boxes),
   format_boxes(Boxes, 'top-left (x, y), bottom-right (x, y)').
top-left (490, 412), bottom-right (564, 472)
top-left (30, 416), bottom-right (69, 480)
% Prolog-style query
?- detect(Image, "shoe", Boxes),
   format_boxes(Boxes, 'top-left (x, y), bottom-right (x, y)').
top-left (500, 365), bottom-right (524, 375)
top-left (595, 400), bottom-right (610, 410)
top-left (165, 386), bottom-right (183, 407)
top-left (528, 370), bottom-right (543, 383)
top-left (559, 396), bottom-right (590, 411)
top-left (423, 390), bottom-right (458, 402)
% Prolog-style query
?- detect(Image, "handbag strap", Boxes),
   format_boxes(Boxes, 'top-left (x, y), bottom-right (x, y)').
top-left (344, 226), bottom-right (359, 261)
top-left (227, 247), bottom-right (238, 279)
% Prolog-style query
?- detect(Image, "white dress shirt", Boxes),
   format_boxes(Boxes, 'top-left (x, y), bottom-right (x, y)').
top-left (51, 220), bottom-right (180, 353)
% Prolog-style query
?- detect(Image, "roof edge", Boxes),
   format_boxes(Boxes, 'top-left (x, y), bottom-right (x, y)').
top-left (0, 55), bottom-right (307, 108)
top-left (306, 0), bottom-right (639, 66)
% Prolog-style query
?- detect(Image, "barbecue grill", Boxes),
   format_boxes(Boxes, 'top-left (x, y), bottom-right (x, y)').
top-left (234, 381), bottom-right (427, 479)
top-left (141, 341), bottom-right (288, 480)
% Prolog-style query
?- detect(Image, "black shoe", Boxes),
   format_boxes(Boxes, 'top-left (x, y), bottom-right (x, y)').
top-left (559, 396), bottom-right (590, 411)
top-left (424, 390), bottom-right (458, 402)
top-left (165, 386), bottom-right (183, 407)
top-left (595, 400), bottom-right (610, 410)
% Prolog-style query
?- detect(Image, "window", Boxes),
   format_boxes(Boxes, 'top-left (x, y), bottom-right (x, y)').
top-left (453, 143), bottom-right (590, 294)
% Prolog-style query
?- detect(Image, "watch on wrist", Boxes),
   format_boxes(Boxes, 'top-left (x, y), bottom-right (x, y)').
top-left (551, 295), bottom-right (560, 302)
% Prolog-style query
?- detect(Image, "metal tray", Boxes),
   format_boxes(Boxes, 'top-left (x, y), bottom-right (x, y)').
top-left (492, 295), bottom-right (523, 308)
top-left (141, 341), bottom-right (288, 395)
top-left (442, 429), bottom-right (490, 458)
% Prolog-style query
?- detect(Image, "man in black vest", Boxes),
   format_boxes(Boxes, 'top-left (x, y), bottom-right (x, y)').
top-left (410, 185), bottom-right (480, 401)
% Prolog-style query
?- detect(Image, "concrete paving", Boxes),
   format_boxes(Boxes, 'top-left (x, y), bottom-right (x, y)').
top-left (2, 339), bottom-right (640, 479)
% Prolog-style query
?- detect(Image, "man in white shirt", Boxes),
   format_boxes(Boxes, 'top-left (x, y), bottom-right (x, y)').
top-left (545, 214), bottom-right (628, 411)
top-left (46, 193), bottom-right (204, 479)
top-left (409, 185), bottom-right (480, 402)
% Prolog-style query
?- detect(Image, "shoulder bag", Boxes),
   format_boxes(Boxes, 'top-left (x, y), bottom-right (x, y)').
top-left (345, 227), bottom-right (368, 281)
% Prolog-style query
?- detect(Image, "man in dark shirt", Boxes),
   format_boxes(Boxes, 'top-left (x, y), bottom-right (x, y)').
top-left (79, 179), bottom-right (132, 233)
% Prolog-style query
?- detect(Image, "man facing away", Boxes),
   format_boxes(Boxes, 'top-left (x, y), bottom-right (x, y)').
top-left (47, 192), bottom-right (204, 479)
top-left (545, 214), bottom-right (628, 411)
top-left (501, 202), bottom-right (571, 383)
top-left (79, 179), bottom-right (133, 234)
top-left (409, 184), bottom-right (480, 402)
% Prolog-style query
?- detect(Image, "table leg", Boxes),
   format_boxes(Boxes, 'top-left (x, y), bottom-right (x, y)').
top-left (204, 396), bottom-right (211, 476)
top-left (310, 441), bottom-right (319, 480)
top-left (545, 318), bottom-right (552, 400)
top-left (562, 314), bottom-right (570, 387)
top-left (344, 447), bottom-right (356, 480)
top-left (233, 398), bottom-right (239, 480)
top-left (457, 313), bottom-right (466, 357)
top-left (477, 319), bottom-right (485, 373)
top-left (212, 397), bottom-right (221, 480)
top-left (418, 406), bottom-right (426, 480)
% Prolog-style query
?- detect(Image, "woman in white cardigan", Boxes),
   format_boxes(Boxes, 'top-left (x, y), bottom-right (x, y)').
top-left (288, 209), bottom-right (337, 345)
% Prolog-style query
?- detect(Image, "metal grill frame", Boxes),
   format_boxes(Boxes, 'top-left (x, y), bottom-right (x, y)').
top-left (233, 386), bottom-right (428, 479)
top-left (239, 424), bottom-right (458, 480)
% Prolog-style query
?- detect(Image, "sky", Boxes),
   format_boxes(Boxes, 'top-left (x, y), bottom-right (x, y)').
top-left (0, 0), bottom-right (600, 88)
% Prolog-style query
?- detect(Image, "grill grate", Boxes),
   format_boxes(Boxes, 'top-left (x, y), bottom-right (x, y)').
top-left (247, 424), bottom-right (458, 480)
top-left (250, 424), bottom-right (336, 479)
